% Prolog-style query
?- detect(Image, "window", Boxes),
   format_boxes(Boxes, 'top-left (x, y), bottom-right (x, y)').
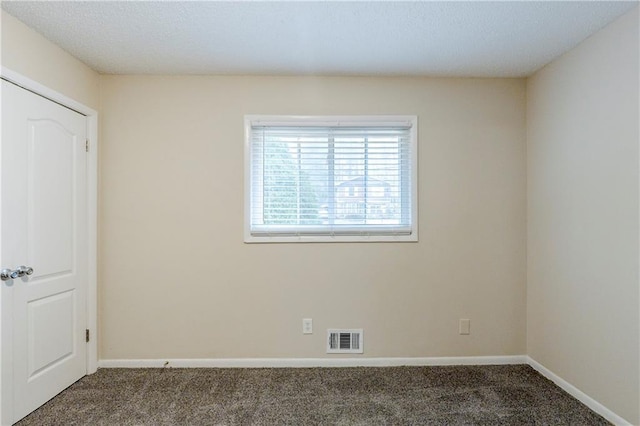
top-left (244, 115), bottom-right (418, 242)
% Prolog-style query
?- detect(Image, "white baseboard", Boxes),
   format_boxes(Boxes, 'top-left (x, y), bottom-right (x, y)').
top-left (98, 355), bottom-right (527, 369)
top-left (527, 356), bottom-right (631, 426)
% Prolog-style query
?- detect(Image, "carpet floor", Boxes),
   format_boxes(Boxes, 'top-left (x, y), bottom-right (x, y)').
top-left (16, 365), bottom-right (610, 425)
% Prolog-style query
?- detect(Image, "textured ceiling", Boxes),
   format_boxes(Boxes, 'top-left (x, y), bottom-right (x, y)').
top-left (2, 1), bottom-right (637, 77)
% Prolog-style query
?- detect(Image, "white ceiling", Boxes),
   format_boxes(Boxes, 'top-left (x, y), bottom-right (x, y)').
top-left (2, 1), bottom-right (637, 77)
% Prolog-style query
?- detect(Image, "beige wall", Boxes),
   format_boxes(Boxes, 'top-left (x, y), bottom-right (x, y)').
top-left (527, 7), bottom-right (639, 424)
top-left (99, 75), bottom-right (527, 360)
top-left (1, 10), bottom-right (100, 109)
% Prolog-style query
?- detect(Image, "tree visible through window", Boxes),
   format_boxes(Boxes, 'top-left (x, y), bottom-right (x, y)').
top-left (263, 142), bottom-right (318, 225)
top-left (245, 116), bottom-right (418, 242)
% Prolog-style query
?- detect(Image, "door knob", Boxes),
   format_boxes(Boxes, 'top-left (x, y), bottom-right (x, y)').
top-left (0, 269), bottom-right (11, 281)
top-left (16, 265), bottom-right (34, 276)
top-left (1, 266), bottom-right (34, 281)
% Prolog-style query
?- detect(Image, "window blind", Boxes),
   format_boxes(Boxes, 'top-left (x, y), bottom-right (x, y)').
top-left (246, 117), bottom-right (417, 241)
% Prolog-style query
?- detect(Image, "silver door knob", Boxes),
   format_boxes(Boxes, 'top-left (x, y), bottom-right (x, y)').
top-left (0, 269), bottom-right (11, 281)
top-left (17, 265), bottom-right (34, 276)
top-left (1, 266), bottom-right (34, 281)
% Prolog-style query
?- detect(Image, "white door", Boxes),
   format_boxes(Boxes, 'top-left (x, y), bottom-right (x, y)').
top-left (1, 80), bottom-right (87, 424)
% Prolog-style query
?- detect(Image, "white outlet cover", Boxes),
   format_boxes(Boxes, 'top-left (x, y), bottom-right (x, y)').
top-left (459, 319), bottom-right (471, 335)
top-left (303, 318), bottom-right (313, 334)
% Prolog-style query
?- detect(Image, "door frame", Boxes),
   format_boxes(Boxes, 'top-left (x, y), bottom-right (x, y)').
top-left (0, 67), bottom-right (98, 425)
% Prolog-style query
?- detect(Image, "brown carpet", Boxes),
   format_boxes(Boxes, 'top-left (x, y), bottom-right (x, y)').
top-left (16, 365), bottom-right (610, 425)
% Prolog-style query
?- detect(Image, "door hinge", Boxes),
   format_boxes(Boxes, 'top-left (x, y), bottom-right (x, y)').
top-left (86, 329), bottom-right (90, 343)
top-left (85, 139), bottom-right (90, 153)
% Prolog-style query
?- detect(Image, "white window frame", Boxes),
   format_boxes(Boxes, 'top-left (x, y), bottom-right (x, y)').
top-left (244, 115), bottom-right (418, 243)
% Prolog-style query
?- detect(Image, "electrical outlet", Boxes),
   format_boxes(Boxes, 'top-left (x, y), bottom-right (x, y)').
top-left (459, 319), bottom-right (470, 335)
top-left (303, 318), bottom-right (313, 334)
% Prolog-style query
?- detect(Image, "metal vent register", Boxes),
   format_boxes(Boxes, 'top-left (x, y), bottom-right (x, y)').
top-left (327, 329), bottom-right (363, 354)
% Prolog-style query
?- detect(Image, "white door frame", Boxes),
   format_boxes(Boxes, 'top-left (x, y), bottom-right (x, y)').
top-left (0, 67), bottom-right (98, 424)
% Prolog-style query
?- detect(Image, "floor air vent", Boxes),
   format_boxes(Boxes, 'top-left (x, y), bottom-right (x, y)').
top-left (327, 329), bottom-right (363, 354)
